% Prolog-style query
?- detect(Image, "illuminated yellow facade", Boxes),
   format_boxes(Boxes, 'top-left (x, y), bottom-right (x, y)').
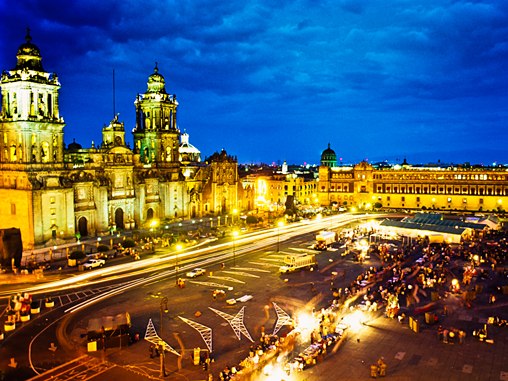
top-left (318, 146), bottom-right (508, 213)
top-left (240, 171), bottom-right (318, 213)
top-left (0, 31), bottom-right (239, 249)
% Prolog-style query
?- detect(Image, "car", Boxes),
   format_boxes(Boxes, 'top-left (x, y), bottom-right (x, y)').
top-left (82, 258), bottom-right (105, 270)
top-left (186, 268), bottom-right (206, 278)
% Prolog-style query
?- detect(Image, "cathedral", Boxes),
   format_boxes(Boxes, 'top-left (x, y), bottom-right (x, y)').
top-left (0, 31), bottom-right (241, 250)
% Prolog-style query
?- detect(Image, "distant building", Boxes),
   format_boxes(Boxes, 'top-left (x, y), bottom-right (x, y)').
top-left (0, 30), bottom-right (239, 249)
top-left (239, 164), bottom-right (319, 215)
top-left (318, 144), bottom-right (508, 213)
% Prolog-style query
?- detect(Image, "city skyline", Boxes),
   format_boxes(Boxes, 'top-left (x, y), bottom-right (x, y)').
top-left (1, 1), bottom-right (508, 165)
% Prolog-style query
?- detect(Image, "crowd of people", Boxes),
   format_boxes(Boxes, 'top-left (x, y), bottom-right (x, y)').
top-left (187, 220), bottom-right (507, 380)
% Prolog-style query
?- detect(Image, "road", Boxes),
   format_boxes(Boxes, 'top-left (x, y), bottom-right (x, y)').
top-left (0, 213), bottom-right (391, 380)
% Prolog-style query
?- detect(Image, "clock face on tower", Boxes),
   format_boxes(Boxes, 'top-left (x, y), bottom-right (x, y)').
top-left (115, 136), bottom-right (122, 146)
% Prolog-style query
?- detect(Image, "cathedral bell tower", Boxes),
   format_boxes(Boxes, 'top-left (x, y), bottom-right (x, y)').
top-left (132, 63), bottom-right (180, 166)
top-left (102, 113), bottom-right (126, 148)
top-left (0, 29), bottom-right (65, 165)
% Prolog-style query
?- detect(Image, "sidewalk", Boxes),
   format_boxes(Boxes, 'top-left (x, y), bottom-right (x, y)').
top-left (308, 303), bottom-right (508, 381)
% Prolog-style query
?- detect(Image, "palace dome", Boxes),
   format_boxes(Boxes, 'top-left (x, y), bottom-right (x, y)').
top-left (321, 143), bottom-right (337, 167)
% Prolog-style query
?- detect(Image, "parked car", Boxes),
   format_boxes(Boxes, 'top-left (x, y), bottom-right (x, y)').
top-left (186, 268), bottom-right (206, 278)
top-left (83, 258), bottom-right (105, 270)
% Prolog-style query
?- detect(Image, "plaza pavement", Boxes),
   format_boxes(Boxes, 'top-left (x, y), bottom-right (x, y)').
top-left (3, 229), bottom-right (507, 381)
top-left (71, 258), bottom-right (508, 381)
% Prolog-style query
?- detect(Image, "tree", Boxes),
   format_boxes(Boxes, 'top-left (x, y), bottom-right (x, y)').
top-left (97, 244), bottom-right (110, 253)
top-left (69, 250), bottom-right (86, 260)
top-left (123, 238), bottom-right (136, 248)
top-left (285, 195), bottom-right (297, 215)
top-left (246, 215), bottom-right (258, 225)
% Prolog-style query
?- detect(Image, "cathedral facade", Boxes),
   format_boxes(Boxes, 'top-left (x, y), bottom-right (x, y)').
top-left (0, 31), bottom-right (240, 250)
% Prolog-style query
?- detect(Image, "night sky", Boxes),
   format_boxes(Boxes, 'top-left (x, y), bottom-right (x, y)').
top-left (1, 1), bottom-right (508, 166)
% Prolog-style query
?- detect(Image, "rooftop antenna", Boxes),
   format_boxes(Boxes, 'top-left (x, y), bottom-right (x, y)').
top-left (112, 68), bottom-right (116, 118)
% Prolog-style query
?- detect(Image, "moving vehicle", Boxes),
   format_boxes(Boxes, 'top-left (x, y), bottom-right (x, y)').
top-left (279, 254), bottom-right (317, 273)
top-left (186, 268), bottom-right (206, 278)
top-left (314, 231), bottom-right (337, 250)
top-left (83, 258), bottom-right (105, 270)
top-left (226, 294), bottom-right (253, 305)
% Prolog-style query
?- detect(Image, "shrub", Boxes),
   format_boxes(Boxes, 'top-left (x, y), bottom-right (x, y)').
top-left (246, 215), bottom-right (258, 225)
top-left (69, 250), bottom-right (86, 260)
top-left (123, 238), bottom-right (136, 248)
top-left (97, 244), bottom-right (110, 253)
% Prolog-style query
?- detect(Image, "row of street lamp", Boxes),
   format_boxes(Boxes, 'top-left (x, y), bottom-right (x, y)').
top-left (170, 218), bottom-right (285, 286)
top-left (158, 218), bottom-right (288, 377)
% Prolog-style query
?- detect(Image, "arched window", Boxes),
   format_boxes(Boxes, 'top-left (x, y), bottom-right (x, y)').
top-left (78, 216), bottom-right (88, 237)
top-left (10, 144), bottom-right (17, 162)
top-left (115, 208), bottom-right (125, 229)
top-left (41, 142), bottom-right (50, 163)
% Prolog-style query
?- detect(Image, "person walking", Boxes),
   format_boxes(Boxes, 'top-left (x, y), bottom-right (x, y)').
top-left (370, 363), bottom-right (379, 378)
top-left (377, 357), bottom-right (387, 377)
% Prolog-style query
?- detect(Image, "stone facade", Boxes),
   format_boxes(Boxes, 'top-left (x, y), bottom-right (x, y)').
top-left (318, 145), bottom-right (508, 213)
top-left (0, 31), bottom-right (239, 250)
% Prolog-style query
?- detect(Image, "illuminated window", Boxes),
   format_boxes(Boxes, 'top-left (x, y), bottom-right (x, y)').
top-left (50, 208), bottom-right (56, 215)
top-left (50, 197), bottom-right (55, 204)
top-left (447, 198), bottom-right (452, 203)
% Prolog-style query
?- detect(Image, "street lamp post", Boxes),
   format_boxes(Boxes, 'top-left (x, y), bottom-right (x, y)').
top-left (175, 244), bottom-right (182, 286)
top-left (232, 208), bottom-right (238, 226)
top-left (276, 221), bottom-right (284, 252)
top-left (159, 296), bottom-right (169, 378)
top-left (232, 231), bottom-right (239, 267)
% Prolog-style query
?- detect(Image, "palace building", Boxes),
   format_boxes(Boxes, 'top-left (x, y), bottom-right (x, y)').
top-left (0, 31), bottom-right (240, 250)
top-left (318, 145), bottom-right (508, 213)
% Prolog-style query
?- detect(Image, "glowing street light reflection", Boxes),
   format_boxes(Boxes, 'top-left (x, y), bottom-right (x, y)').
top-left (342, 309), bottom-right (367, 333)
top-left (294, 311), bottom-right (319, 334)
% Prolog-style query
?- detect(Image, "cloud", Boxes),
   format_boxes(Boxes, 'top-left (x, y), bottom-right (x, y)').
top-left (1, 0), bottom-right (508, 165)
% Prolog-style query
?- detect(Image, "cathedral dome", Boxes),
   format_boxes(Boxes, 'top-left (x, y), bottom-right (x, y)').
top-left (67, 139), bottom-right (82, 152)
top-left (15, 29), bottom-right (44, 71)
top-left (321, 143), bottom-right (337, 167)
top-left (179, 132), bottom-right (201, 162)
top-left (147, 63), bottom-right (166, 93)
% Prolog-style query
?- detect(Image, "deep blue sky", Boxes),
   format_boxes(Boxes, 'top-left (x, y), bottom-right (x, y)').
top-left (1, 1), bottom-right (508, 165)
